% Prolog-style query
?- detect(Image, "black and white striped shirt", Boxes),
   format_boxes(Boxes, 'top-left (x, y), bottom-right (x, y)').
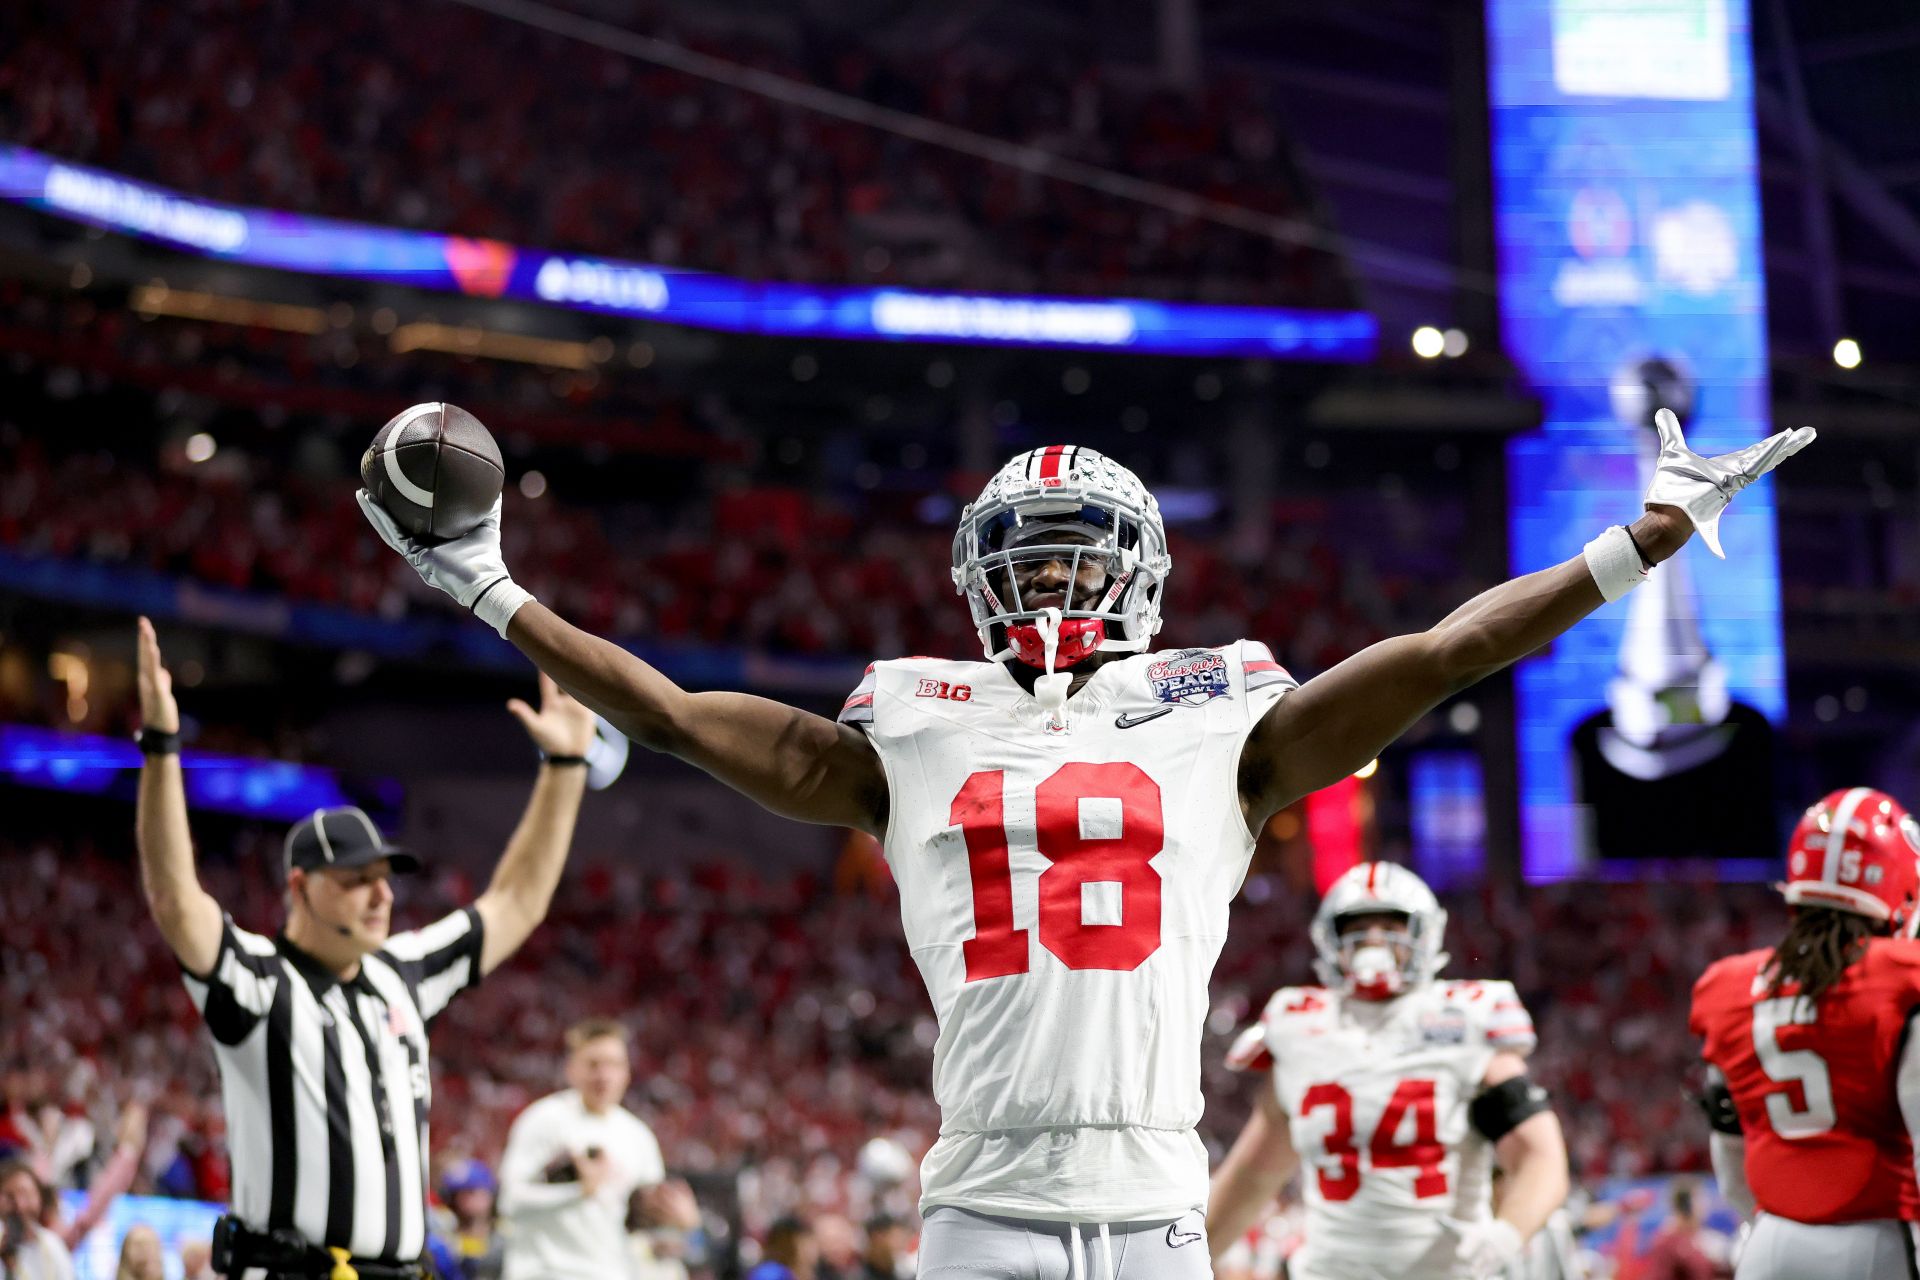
top-left (182, 909), bottom-right (486, 1263)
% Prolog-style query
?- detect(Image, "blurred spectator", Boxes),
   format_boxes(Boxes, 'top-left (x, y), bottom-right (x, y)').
top-left (812, 1213), bottom-right (858, 1280)
top-left (1639, 1181), bottom-right (1733, 1280)
top-left (860, 1214), bottom-right (913, 1280)
top-left (498, 1019), bottom-right (673, 1280)
top-left (43, 1104), bottom-right (149, 1253)
top-left (0, 1159), bottom-right (73, 1280)
top-left (177, 1238), bottom-right (216, 1280)
top-left (0, 1137), bottom-right (143, 1263)
top-left (428, 1158), bottom-right (504, 1280)
top-left (112, 1223), bottom-right (164, 1280)
top-left (749, 1217), bottom-right (819, 1280)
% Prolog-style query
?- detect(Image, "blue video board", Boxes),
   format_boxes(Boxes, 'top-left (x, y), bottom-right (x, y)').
top-left (0, 724), bottom-right (401, 827)
top-left (0, 144), bottom-right (1375, 361)
top-left (1488, 0), bottom-right (1786, 879)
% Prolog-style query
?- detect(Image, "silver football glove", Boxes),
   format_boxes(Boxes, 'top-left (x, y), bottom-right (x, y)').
top-left (356, 491), bottom-right (533, 637)
top-left (1644, 407), bottom-right (1815, 559)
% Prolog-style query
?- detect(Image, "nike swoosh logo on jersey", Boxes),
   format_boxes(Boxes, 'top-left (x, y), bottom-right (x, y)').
top-left (1166, 1224), bottom-right (1203, 1249)
top-left (1115, 708), bottom-right (1175, 729)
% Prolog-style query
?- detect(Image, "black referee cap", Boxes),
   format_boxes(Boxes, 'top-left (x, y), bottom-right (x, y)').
top-left (284, 807), bottom-right (421, 877)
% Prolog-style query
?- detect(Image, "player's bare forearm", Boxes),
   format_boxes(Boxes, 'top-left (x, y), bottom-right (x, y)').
top-left (1492, 1111), bottom-right (1569, 1241)
top-left (1241, 507), bottom-right (1692, 819)
top-left (475, 763), bottom-right (588, 974)
top-left (506, 602), bottom-right (888, 834)
top-left (135, 759), bottom-right (222, 973)
top-left (1207, 1089), bottom-right (1297, 1259)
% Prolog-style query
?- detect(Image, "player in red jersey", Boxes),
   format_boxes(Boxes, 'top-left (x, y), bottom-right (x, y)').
top-left (1689, 787), bottom-right (1920, 1279)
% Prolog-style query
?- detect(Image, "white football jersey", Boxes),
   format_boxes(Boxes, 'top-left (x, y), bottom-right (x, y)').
top-left (840, 642), bottom-right (1295, 1221)
top-left (1229, 980), bottom-right (1537, 1280)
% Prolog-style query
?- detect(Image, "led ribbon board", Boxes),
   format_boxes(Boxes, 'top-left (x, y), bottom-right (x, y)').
top-left (0, 724), bottom-right (401, 826)
top-left (1489, 0), bottom-right (1784, 879)
top-left (0, 144), bottom-right (1376, 360)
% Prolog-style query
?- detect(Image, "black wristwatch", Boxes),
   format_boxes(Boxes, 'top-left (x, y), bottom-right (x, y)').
top-left (541, 753), bottom-right (589, 768)
top-left (137, 727), bottom-right (182, 756)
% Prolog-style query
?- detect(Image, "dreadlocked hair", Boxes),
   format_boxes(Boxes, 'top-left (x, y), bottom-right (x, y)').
top-left (1766, 907), bottom-right (1881, 1009)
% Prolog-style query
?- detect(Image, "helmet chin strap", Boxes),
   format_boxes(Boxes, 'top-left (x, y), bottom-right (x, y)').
top-left (1032, 608), bottom-right (1073, 732)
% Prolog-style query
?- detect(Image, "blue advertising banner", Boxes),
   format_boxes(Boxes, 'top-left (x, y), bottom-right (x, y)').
top-left (0, 724), bottom-right (402, 826)
top-left (1488, 0), bottom-right (1785, 879)
top-left (0, 144), bottom-right (1376, 361)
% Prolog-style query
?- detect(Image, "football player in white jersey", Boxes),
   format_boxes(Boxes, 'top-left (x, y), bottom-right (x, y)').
top-left (1208, 863), bottom-right (1568, 1280)
top-left (359, 411), bottom-right (1809, 1280)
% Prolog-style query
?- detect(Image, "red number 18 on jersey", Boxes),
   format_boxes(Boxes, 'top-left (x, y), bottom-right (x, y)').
top-left (949, 764), bottom-right (1165, 980)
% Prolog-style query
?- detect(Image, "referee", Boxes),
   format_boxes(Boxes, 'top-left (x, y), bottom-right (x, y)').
top-left (132, 618), bottom-right (600, 1279)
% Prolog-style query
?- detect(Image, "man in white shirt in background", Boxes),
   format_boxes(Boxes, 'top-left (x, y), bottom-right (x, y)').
top-left (498, 1019), bottom-right (668, 1280)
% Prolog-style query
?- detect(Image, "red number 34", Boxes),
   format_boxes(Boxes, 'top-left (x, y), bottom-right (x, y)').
top-left (1300, 1079), bottom-right (1449, 1201)
top-left (950, 763), bottom-right (1164, 980)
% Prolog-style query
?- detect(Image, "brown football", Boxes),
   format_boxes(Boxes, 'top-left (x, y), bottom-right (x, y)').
top-left (360, 402), bottom-right (504, 542)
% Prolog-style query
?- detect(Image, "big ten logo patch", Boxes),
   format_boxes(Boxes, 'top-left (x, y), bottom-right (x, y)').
top-left (916, 679), bottom-right (973, 702)
top-left (1147, 649), bottom-right (1229, 706)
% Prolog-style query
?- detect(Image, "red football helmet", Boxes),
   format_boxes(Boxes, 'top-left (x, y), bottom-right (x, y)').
top-left (1781, 788), bottom-right (1920, 936)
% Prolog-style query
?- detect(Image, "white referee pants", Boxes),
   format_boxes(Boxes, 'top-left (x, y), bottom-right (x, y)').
top-left (1735, 1213), bottom-right (1919, 1280)
top-left (918, 1206), bottom-right (1212, 1280)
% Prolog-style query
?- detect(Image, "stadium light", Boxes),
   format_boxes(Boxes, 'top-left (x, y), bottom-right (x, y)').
top-left (184, 433), bottom-right (217, 463)
top-left (1833, 337), bottom-right (1862, 369)
top-left (1411, 326), bottom-right (1444, 359)
top-left (1441, 328), bottom-right (1469, 357)
top-left (1354, 758), bottom-right (1379, 779)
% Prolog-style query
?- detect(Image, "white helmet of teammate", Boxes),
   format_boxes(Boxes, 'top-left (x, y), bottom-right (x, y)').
top-left (1310, 862), bottom-right (1450, 1001)
top-left (951, 445), bottom-right (1171, 671)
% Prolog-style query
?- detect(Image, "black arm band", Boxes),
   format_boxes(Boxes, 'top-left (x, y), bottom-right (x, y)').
top-left (137, 727), bottom-right (182, 756)
top-left (541, 754), bottom-right (589, 767)
top-left (1696, 1080), bottom-right (1743, 1135)
top-left (1470, 1074), bottom-right (1553, 1143)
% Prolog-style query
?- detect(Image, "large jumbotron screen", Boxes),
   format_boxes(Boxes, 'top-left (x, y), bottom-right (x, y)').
top-left (1488, 0), bottom-right (1787, 881)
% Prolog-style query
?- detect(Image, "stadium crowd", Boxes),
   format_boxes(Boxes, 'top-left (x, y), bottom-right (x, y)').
top-left (0, 0), bottom-right (1346, 307)
top-left (0, 432), bottom-right (1466, 673)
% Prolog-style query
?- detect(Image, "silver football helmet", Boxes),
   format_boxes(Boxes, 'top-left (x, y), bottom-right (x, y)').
top-left (1310, 861), bottom-right (1450, 1001)
top-left (950, 445), bottom-right (1171, 671)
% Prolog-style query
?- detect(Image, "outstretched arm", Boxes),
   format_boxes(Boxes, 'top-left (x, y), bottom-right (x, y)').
top-left (1207, 1086), bottom-right (1298, 1260)
top-left (133, 618), bottom-right (223, 974)
top-left (357, 493), bottom-right (887, 836)
top-left (1240, 508), bottom-right (1678, 820)
top-left (506, 605), bottom-right (888, 835)
top-left (1240, 410), bottom-right (1813, 824)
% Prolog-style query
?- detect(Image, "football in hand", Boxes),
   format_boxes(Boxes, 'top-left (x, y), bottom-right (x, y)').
top-left (360, 402), bottom-right (505, 541)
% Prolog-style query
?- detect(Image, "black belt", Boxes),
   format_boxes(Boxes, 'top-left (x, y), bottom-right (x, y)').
top-left (212, 1216), bottom-right (433, 1279)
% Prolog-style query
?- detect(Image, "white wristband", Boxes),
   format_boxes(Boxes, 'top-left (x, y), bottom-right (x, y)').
top-left (1583, 526), bottom-right (1650, 603)
top-left (471, 577), bottom-right (534, 638)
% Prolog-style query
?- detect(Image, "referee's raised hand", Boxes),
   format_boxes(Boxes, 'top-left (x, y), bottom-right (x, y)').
top-left (133, 618), bottom-right (223, 978)
top-left (136, 616), bottom-right (179, 734)
top-left (507, 671), bottom-right (597, 760)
